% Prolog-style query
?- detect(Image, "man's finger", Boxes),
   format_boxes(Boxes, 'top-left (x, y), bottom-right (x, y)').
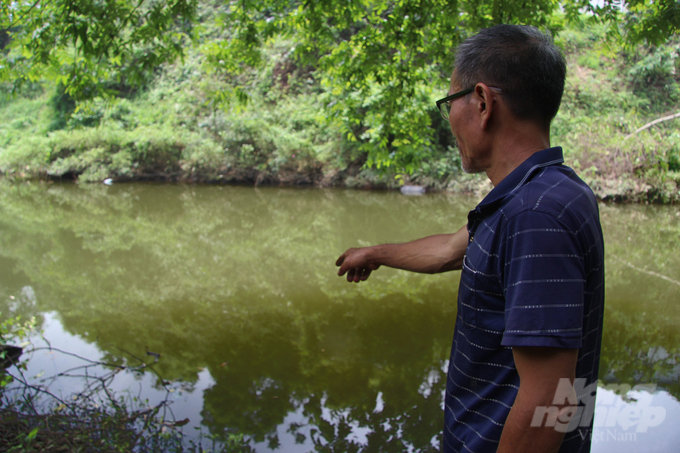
top-left (335, 254), bottom-right (346, 267)
top-left (336, 254), bottom-right (348, 276)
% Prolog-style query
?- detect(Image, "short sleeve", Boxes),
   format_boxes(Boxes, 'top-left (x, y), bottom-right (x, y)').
top-left (500, 210), bottom-right (585, 349)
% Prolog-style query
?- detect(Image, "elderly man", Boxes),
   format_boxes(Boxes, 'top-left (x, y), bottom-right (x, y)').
top-left (336, 25), bottom-right (604, 453)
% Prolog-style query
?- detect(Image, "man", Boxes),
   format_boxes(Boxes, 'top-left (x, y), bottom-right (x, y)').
top-left (336, 25), bottom-right (604, 453)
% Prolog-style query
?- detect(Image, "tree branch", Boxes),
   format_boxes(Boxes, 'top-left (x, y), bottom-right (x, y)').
top-left (624, 111), bottom-right (680, 141)
top-left (2, 0), bottom-right (45, 31)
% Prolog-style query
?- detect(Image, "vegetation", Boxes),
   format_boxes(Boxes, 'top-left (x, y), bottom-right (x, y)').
top-left (2, 0), bottom-right (679, 172)
top-left (0, 316), bottom-right (182, 452)
top-left (1, 2), bottom-right (680, 200)
top-left (0, 20), bottom-right (677, 200)
top-left (553, 27), bottom-right (680, 202)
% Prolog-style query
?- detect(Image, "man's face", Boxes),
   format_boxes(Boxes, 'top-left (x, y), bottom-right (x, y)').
top-left (448, 71), bottom-right (484, 174)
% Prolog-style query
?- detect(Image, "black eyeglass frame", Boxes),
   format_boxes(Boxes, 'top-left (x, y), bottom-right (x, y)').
top-left (435, 87), bottom-right (474, 120)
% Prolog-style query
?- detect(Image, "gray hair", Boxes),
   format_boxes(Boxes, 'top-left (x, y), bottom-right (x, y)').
top-left (455, 25), bottom-right (567, 127)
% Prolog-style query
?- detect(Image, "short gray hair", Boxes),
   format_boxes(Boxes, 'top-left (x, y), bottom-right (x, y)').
top-left (455, 25), bottom-right (566, 127)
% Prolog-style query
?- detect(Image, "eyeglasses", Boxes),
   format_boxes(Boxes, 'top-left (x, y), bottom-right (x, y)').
top-left (436, 87), bottom-right (474, 120)
top-left (436, 86), bottom-right (502, 120)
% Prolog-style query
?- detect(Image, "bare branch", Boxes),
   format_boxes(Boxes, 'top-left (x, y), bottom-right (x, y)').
top-left (624, 111), bottom-right (680, 141)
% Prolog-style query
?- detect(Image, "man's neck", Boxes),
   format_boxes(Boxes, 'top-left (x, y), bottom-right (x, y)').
top-left (485, 123), bottom-right (551, 187)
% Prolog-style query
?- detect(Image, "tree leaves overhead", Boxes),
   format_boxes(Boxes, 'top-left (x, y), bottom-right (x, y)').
top-left (562, 0), bottom-right (680, 46)
top-left (1, 0), bottom-right (197, 99)
top-left (211, 0), bottom-right (678, 173)
top-left (205, 0), bottom-right (563, 171)
top-left (2, 0), bottom-right (678, 172)
top-left (624, 0), bottom-right (680, 46)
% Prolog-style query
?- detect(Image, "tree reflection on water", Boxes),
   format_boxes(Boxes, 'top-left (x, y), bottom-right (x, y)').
top-left (0, 182), bottom-right (678, 450)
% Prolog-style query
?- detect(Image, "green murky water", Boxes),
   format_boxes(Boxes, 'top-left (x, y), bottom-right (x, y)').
top-left (0, 182), bottom-right (678, 452)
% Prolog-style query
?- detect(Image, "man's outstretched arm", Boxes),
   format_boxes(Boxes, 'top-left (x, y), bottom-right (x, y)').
top-left (336, 225), bottom-right (468, 283)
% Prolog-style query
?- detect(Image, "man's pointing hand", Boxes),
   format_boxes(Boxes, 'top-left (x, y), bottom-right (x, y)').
top-left (336, 247), bottom-right (381, 283)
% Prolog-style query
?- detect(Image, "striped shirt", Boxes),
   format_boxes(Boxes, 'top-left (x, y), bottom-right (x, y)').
top-left (444, 147), bottom-right (605, 453)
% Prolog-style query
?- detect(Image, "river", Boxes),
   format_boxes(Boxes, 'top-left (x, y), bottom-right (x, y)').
top-left (0, 181), bottom-right (678, 452)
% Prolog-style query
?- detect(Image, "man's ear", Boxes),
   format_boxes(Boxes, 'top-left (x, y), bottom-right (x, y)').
top-left (474, 83), bottom-right (495, 130)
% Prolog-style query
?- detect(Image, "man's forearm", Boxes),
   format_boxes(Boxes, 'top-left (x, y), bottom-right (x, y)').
top-left (496, 393), bottom-right (568, 453)
top-left (365, 228), bottom-right (468, 274)
top-left (336, 225), bottom-right (468, 282)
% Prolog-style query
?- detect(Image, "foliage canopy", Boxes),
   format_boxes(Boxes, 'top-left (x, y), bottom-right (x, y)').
top-left (2, 0), bottom-right (679, 172)
top-left (1, 0), bottom-right (197, 100)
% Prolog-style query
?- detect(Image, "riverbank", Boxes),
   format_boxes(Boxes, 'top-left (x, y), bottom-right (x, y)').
top-left (0, 156), bottom-right (676, 203)
top-left (0, 155), bottom-right (675, 203)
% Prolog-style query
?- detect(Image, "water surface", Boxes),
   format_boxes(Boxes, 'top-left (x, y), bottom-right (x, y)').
top-left (0, 182), bottom-right (678, 452)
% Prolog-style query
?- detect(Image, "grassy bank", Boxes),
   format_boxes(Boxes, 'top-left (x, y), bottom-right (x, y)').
top-left (1, 21), bottom-right (679, 202)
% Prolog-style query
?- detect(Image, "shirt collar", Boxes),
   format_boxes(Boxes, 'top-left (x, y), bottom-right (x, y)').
top-left (476, 147), bottom-right (564, 210)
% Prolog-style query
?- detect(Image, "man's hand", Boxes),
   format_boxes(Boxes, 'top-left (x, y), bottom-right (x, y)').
top-left (336, 247), bottom-right (381, 283)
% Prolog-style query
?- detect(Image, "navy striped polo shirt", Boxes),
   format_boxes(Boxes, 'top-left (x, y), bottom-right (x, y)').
top-left (444, 147), bottom-right (605, 453)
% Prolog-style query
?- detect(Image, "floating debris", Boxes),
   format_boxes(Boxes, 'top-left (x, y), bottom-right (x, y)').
top-left (400, 185), bottom-right (426, 196)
